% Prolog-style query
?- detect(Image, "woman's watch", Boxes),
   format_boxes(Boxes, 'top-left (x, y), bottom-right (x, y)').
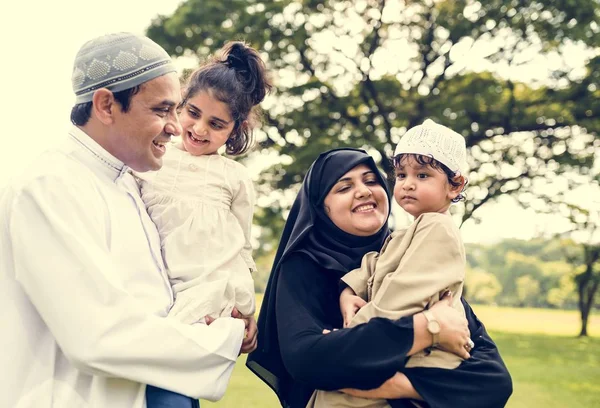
top-left (423, 310), bottom-right (440, 347)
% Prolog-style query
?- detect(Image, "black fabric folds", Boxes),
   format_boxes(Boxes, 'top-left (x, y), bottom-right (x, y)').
top-left (246, 148), bottom-right (391, 404)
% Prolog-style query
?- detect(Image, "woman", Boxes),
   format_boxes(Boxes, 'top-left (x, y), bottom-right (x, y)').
top-left (247, 148), bottom-right (512, 408)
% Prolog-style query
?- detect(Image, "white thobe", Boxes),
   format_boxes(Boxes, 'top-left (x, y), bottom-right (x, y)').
top-left (0, 126), bottom-right (245, 408)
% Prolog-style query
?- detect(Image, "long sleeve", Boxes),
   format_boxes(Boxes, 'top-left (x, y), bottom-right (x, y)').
top-left (276, 253), bottom-right (415, 391)
top-left (230, 165), bottom-right (257, 272)
top-left (342, 251), bottom-right (380, 300)
top-left (399, 299), bottom-right (513, 408)
top-left (7, 176), bottom-right (245, 401)
top-left (349, 214), bottom-right (465, 326)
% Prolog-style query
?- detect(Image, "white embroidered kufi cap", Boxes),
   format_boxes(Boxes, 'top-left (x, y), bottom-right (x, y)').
top-left (394, 119), bottom-right (468, 177)
top-left (72, 32), bottom-right (176, 104)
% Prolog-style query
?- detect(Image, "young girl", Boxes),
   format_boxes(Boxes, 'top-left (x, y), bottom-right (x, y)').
top-left (137, 41), bottom-right (272, 407)
top-left (309, 119), bottom-right (471, 408)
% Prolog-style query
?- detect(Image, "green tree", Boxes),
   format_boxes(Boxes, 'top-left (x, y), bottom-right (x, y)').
top-left (560, 238), bottom-right (600, 337)
top-left (515, 275), bottom-right (541, 307)
top-left (547, 271), bottom-right (577, 308)
top-left (147, 0), bottom-right (600, 244)
top-left (535, 173), bottom-right (600, 335)
top-left (465, 266), bottom-right (502, 304)
top-left (466, 238), bottom-right (580, 308)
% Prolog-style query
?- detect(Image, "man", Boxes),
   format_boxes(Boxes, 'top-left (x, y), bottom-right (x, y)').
top-left (0, 32), bottom-right (257, 408)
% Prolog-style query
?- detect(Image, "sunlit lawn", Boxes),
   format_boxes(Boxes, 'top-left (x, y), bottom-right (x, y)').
top-left (202, 299), bottom-right (600, 407)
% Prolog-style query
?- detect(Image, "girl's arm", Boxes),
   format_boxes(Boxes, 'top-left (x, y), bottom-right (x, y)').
top-left (230, 165), bottom-right (257, 272)
top-left (276, 254), bottom-right (467, 391)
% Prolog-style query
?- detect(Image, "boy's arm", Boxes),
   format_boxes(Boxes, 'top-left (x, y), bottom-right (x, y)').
top-left (341, 250), bottom-right (380, 300)
top-left (351, 213), bottom-right (465, 326)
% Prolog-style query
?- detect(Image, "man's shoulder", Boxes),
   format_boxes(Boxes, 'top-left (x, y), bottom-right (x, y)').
top-left (8, 149), bottom-right (97, 199)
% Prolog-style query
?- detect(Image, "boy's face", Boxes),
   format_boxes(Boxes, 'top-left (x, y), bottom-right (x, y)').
top-left (393, 156), bottom-right (461, 218)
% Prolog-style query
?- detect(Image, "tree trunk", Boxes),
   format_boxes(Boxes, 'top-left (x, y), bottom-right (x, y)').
top-left (577, 267), bottom-right (600, 337)
top-left (579, 299), bottom-right (589, 337)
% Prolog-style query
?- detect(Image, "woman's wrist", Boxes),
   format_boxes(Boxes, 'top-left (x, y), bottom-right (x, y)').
top-left (408, 312), bottom-right (432, 356)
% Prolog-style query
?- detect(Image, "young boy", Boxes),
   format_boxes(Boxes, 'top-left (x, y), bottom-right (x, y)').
top-left (309, 119), bottom-right (470, 408)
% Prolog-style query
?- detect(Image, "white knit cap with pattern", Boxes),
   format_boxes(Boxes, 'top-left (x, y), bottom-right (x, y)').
top-left (72, 32), bottom-right (176, 104)
top-left (394, 119), bottom-right (468, 176)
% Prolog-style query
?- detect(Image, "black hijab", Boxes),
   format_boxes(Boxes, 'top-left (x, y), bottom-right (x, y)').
top-left (246, 148), bottom-right (391, 406)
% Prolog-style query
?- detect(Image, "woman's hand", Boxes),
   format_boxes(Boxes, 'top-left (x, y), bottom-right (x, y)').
top-left (339, 287), bottom-right (367, 327)
top-left (429, 292), bottom-right (471, 359)
top-left (340, 372), bottom-right (422, 400)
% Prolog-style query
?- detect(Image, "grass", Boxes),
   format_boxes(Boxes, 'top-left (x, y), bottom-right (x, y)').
top-left (469, 304), bottom-right (600, 337)
top-left (492, 331), bottom-right (600, 408)
top-left (201, 301), bottom-right (600, 407)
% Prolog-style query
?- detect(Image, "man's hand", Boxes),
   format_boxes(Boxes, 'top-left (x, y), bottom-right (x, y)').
top-left (339, 287), bottom-right (366, 328)
top-left (340, 372), bottom-right (422, 400)
top-left (232, 308), bottom-right (258, 354)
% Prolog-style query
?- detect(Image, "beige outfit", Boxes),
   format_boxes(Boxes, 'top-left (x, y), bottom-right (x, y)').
top-left (309, 213), bottom-right (466, 408)
top-left (137, 143), bottom-right (256, 324)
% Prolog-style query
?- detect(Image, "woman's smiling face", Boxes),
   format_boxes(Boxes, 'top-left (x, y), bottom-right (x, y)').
top-left (323, 164), bottom-right (389, 236)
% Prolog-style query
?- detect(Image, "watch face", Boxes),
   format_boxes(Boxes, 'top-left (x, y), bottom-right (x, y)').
top-left (428, 320), bottom-right (441, 334)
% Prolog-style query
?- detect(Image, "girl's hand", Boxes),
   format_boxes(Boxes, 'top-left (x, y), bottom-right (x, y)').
top-left (231, 308), bottom-right (258, 354)
top-left (429, 292), bottom-right (471, 359)
top-left (339, 287), bottom-right (366, 327)
top-left (340, 372), bottom-right (422, 400)
top-left (201, 310), bottom-right (258, 353)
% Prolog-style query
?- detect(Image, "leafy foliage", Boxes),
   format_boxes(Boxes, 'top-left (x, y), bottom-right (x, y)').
top-left (148, 0), bottom-right (600, 245)
top-left (464, 237), bottom-right (585, 310)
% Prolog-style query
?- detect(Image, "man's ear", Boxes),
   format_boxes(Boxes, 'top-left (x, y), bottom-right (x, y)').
top-left (92, 88), bottom-right (117, 125)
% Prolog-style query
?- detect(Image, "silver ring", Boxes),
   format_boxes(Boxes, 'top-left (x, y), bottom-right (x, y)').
top-left (465, 339), bottom-right (475, 350)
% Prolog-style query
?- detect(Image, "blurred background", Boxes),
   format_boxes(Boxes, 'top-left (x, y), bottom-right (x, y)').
top-left (2, 0), bottom-right (599, 406)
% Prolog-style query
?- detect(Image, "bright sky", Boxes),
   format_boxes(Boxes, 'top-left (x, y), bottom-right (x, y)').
top-left (0, 0), bottom-right (583, 244)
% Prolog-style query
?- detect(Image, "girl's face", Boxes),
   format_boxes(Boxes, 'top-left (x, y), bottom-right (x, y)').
top-left (323, 164), bottom-right (389, 236)
top-left (180, 90), bottom-right (235, 156)
top-left (393, 156), bottom-right (463, 218)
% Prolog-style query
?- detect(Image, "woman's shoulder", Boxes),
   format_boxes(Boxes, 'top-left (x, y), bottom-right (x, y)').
top-left (280, 251), bottom-right (318, 268)
top-left (277, 252), bottom-right (336, 300)
top-left (279, 252), bottom-right (323, 277)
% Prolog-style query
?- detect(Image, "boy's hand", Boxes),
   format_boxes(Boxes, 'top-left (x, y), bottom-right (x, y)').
top-left (339, 287), bottom-right (366, 328)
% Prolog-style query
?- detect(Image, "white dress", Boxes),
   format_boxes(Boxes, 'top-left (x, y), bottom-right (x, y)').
top-left (137, 142), bottom-right (256, 324)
